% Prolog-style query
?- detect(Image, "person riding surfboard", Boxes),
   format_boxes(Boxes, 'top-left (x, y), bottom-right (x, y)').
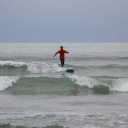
top-left (53, 46), bottom-right (69, 67)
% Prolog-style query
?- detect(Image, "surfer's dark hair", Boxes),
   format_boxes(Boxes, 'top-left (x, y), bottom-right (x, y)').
top-left (60, 46), bottom-right (63, 48)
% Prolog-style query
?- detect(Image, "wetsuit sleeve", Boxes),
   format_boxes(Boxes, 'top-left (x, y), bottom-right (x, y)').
top-left (53, 50), bottom-right (60, 57)
top-left (64, 50), bottom-right (69, 53)
top-left (57, 50), bottom-right (60, 53)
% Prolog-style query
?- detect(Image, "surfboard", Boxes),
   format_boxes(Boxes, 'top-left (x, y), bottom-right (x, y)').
top-left (65, 68), bottom-right (74, 73)
top-left (57, 67), bottom-right (74, 73)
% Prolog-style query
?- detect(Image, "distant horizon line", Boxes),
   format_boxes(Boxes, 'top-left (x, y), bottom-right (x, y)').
top-left (0, 42), bottom-right (128, 43)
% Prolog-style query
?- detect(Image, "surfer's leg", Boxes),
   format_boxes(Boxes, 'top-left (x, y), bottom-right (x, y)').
top-left (62, 59), bottom-right (65, 67)
top-left (60, 58), bottom-right (63, 67)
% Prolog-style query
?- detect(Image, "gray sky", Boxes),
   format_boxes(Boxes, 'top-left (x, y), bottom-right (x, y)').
top-left (0, 0), bottom-right (128, 43)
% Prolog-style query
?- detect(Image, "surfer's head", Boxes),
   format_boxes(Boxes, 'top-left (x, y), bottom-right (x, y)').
top-left (60, 46), bottom-right (63, 49)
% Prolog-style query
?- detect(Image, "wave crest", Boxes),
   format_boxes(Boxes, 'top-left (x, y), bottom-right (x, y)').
top-left (0, 76), bottom-right (19, 91)
top-left (0, 60), bottom-right (26, 67)
top-left (68, 75), bottom-right (128, 93)
top-left (0, 60), bottom-right (60, 74)
top-left (68, 75), bottom-right (97, 88)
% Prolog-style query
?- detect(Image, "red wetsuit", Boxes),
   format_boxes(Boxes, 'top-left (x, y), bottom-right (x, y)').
top-left (57, 50), bottom-right (68, 59)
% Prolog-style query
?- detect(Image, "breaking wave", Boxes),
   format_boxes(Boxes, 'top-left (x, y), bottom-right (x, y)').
top-left (68, 75), bottom-right (128, 93)
top-left (1, 75), bottom-right (128, 94)
top-left (0, 60), bottom-right (128, 73)
top-left (0, 60), bottom-right (26, 67)
top-left (0, 60), bottom-right (59, 74)
top-left (0, 60), bottom-right (128, 94)
top-left (0, 76), bottom-right (19, 91)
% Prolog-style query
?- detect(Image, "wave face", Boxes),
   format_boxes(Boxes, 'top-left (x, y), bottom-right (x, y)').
top-left (1, 74), bottom-right (128, 95)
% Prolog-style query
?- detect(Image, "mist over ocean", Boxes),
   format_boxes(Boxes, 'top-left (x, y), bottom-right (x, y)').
top-left (0, 43), bottom-right (128, 128)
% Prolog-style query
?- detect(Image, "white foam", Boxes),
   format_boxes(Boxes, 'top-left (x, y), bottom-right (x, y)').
top-left (27, 62), bottom-right (59, 73)
top-left (57, 67), bottom-right (65, 72)
top-left (68, 75), bottom-right (97, 88)
top-left (0, 60), bottom-right (26, 67)
top-left (0, 76), bottom-right (19, 91)
top-left (110, 78), bottom-right (128, 92)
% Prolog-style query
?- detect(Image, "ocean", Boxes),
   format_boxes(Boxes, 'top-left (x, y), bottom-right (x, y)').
top-left (0, 43), bottom-right (128, 128)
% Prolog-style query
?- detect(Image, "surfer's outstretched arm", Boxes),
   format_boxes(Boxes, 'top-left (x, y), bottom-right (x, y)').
top-left (53, 52), bottom-right (58, 57)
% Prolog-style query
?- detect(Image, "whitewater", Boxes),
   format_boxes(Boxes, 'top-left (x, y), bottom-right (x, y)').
top-left (0, 43), bottom-right (128, 128)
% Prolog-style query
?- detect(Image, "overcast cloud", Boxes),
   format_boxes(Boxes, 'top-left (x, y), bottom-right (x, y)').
top-left (0, 0), bottom-right (128, 43)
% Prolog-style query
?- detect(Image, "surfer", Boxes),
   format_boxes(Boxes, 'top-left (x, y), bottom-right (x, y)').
top-left (53, 46), bottom-right (69, 67)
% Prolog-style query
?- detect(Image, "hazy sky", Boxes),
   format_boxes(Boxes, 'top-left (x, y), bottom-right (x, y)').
top-left (0, 0), bottom-right (128, 43)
